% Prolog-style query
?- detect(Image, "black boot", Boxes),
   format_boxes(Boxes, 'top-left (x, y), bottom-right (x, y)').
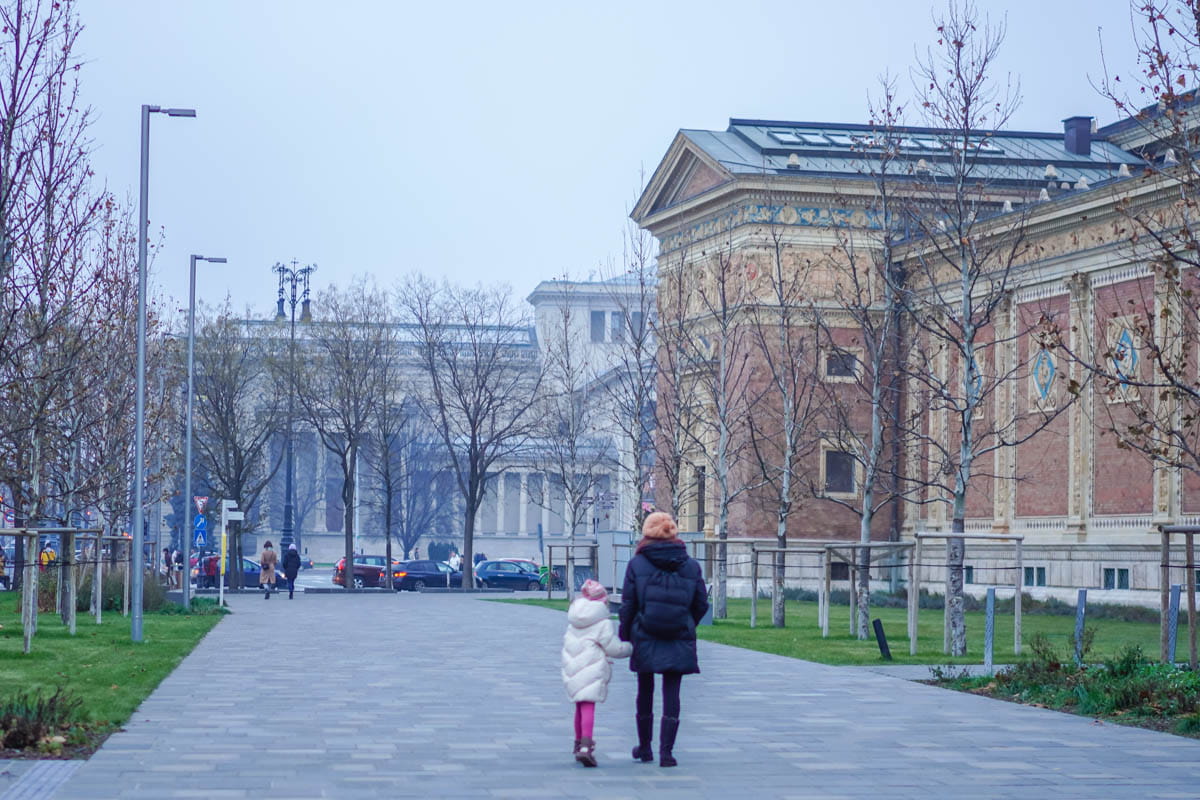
top-left (632, 714), bottom-right (654, 762)
top-left (659, 716), bottom-right (679, 767)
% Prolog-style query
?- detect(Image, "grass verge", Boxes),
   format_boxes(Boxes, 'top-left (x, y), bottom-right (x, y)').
top-left (495, 596), bottom-right (1169, 666)
top-left (0, 593), bottom-right (225, 758)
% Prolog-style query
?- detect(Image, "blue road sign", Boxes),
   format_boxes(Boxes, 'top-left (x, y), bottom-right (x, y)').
top-left (194, 529), bottom-right (207, 548)
top-left (194, 514), bottom-right (207, 531)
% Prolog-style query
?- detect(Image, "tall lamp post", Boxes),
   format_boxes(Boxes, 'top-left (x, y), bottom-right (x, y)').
top-left (183, 255), bottom-right (226, 610)
top-left (132, 104), bottom-right (195, 643)
top-left (274, 260), bottom-right (315, 554)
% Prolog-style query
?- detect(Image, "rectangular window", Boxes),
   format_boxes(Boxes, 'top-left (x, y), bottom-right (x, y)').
top-left (964, 566), bottom-right (975, 585)
top-left (610, 312), bottom-right (624, 343)
top-left (630, 311), bottom-right (644, 339)
top-left (1103, 567), bottom-right (1130, 590)
top-left (825, 349), bottom-right (858, 379)
top-left (590, 311), bottom-right (606, 343)
top-left (1023, 566), bottom-right (1046, 587)
top-left (830, 561), bottom-right (850, 581)
top-left (823, 450), bottom-right (855, 495)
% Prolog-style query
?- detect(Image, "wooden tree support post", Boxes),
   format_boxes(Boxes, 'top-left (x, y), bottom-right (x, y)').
top-left (909, 536), bottom-right (920, 655)
top-left (123, 540), bottom-right (130, 617)
top-left (983, 587), bottom-right (995, 673)
top-left (821, 548), bottom-right (831, 638)
top-left (61, 530), bottom-right (76, 635)
top-left (1159, 526), bottom-right (1200, 668)
top-left (749, 547), bottom-right (758, 629)
top-left (1073, 588), bottom-right (1088, 667)
top-left (94, 535), bottom-right (103, 624)
top-left (1014, 539), bottom-right (1023, 656)
top-left (1161, 528), bottom-right (1171, 663)
top-left (1188, 532), bottom-right (1197, 670)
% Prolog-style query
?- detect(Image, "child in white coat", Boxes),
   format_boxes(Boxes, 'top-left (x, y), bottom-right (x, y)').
top-left (561, 579), bottom-right (631, 767)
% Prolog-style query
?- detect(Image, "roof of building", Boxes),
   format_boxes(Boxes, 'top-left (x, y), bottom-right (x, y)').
top-left (679, 118), bottom-right (1144, 187)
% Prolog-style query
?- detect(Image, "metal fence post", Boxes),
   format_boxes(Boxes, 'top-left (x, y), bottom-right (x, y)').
top-left (984, 587), bottom-right (995, 673)
top-left (1074, 588), bottom-right (1088, 667)
top-left (1168, 583), bottom-right (1182, 664)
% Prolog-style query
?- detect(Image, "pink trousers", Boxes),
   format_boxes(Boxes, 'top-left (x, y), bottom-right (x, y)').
top-left (573, 701), bottom-right (595, 739)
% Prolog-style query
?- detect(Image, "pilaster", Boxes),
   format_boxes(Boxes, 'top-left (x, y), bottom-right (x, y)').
top-left (1065, 273), bottom-right (1093, 540)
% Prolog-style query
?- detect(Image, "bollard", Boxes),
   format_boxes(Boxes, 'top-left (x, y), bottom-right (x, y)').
top-left (983, 587), bottom-right (995, 673)
top-left (872, 618), bottom-right (893, 661)
top-left (1168, 583), bottom-right (1182, 664)
top-left (1074, 588), bottom-right (1088, 667)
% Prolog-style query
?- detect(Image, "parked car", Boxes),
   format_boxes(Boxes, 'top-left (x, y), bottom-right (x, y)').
top-left (475, 559), bottom-right (544, 590)
top-left (392, 560), bottom-right (466, 591)
top-left (189, 554), bottom-right (274, 589)
top-left (333, 555), bottom-right (401, 588)
top-left (500, 558), bottom-right (563, 589)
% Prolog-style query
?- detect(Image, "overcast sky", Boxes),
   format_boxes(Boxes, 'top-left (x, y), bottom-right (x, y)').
top-left (77, 0), bottom-right (1142, 318)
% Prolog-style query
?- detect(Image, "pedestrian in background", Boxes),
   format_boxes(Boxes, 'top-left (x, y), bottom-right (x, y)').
top-left (282, 543), bottom-right (301, 599)
top-left (448, 550), bottom-right (462, 571)
top-left (259, 541), bottom-right (278, 599)
top-left (562, 578), bottom-right (631, 767)
top-left (618, 511), bottom-right (708, 768)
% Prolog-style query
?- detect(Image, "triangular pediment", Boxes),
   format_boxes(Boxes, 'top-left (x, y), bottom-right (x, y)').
top-left (632, 133), bottom-right (733, 223)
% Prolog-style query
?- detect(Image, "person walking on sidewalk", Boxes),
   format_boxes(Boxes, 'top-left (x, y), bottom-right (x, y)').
top-left (282, 543), bottom-right (302, 599)
top-left (562, 578), bottom-right (631, 767)
top-left (618, 511), bottom-right (708, 768)
top-left (259, 541), bottom-right (278, 599)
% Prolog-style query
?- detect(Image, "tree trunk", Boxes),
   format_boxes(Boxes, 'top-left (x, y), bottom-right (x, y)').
top-left (714, 512), bottom-right (728, 620)
top-left (856, 510), bottom-right (874, 640)
top-left (947, 521), bottom-right (966, 655)
top-left (772, 512), bottom-right (786, 628)
top-left (461, 499), bottom-right (475, 592)
top-left (343, 450), bottom-right (356, 591)
top-left (383, 484), bottom-right (394, 590)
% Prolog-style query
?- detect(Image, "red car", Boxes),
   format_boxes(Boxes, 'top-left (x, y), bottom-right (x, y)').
top-left (333, 555), bottom-right (401, 588)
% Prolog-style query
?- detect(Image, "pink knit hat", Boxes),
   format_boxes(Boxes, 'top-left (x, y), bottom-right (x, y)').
top-left (580, 579), bottom-right (607, 601)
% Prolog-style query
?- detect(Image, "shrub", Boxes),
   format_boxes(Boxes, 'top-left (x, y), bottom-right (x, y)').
top-left (0, 687), bottom-right (82, 751)
top-left (74, 569), bottom-right (168, 613)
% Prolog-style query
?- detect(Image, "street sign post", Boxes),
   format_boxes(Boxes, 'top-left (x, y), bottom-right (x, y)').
top-left (218, 500), bottom-right (243, 607)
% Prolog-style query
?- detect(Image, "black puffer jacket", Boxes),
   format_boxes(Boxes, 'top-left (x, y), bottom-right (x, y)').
top-left (618, 539), bottom-right (709, 674)
top-left (282, 549), bottom-right (302, 581)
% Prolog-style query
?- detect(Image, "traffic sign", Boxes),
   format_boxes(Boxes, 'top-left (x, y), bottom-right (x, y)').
top-left (194, 496), bottom-right (209, 515)
top-left (194, 514), bottom-right (207, 531)
top-left (194, 529), bottom-right (207, 548)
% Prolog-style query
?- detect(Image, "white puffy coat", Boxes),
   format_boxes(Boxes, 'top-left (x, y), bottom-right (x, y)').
top-left (561, 597), bottom-right (632, 703)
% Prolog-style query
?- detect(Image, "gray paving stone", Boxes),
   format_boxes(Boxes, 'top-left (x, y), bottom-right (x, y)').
top-left (41, 592), bottom-right (1200, 799)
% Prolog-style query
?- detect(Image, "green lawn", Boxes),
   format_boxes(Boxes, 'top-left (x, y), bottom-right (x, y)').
top-left (0, 593), bottom-right (224, 748)
top-left (497, 597), bottom-right (1168, 666)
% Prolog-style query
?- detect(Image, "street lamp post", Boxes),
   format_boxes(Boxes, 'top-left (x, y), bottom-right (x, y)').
top-left (183, 255), bottom-right (226, 610)
top-left (132, 104), bottom-right (195, 643)
top-left (274, 261), bottom-right (315, 554)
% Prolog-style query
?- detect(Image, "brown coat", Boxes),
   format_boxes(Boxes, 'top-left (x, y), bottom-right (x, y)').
top-left (260, 547), bottom-right (278, 585)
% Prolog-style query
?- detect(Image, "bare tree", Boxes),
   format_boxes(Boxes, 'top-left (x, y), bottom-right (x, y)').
top-left (744, 197), bottom-right (823, 629)
top-left (530, 277), bottom-right (618, 594)
top-left (401, 276), bottom-right (540, 589)
top-left (598, 217), bottom-right (659, 538)
top-left (295, 280), bottom-right (391, 589)
top-left (688, 229), bottom-right (759, 620)
top-left (900, 2), bottom-right (1072, 654)
top-left (192, 300), bottom-right (284, 587)
top-left (1063, 1), bottom-right (1200, 485)
top-left (804, 80), bottom-right (919, 638)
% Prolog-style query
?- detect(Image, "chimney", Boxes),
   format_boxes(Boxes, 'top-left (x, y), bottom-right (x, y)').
top-left (1063, 116), bottom-right (1093, 156)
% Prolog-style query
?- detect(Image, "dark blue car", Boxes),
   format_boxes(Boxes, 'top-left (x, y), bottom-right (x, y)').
top-left (475, 559), bottom-right (544, 590)
top-left (392, 560), bottom-right (466, 591)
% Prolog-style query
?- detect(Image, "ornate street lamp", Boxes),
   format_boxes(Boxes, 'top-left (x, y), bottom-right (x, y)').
top-left (274, 260), bottom-right (315, 554)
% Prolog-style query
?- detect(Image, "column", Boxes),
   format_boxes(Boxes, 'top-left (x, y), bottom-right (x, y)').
top-left (518, 473), bottom-right (529, 534)
top-left (1153, 263), bottom-right (1183, 524)
top-left (992, 292), bottom-right (1017, 532)
top-left (1065, 273), bottom-right (1094, 540)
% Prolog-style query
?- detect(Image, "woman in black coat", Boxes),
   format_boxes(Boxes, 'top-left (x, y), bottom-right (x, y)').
top-left (618, 511), bottom-right (708, 768)
top-left (282, 544), bottom-right (302, 600)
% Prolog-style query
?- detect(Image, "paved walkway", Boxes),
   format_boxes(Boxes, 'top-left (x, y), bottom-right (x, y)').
top-left (47, 592), bottom-right (1200, 799)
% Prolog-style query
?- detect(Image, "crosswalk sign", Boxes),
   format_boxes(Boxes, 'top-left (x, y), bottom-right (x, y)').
top-left (194, 529), bottom-right (207, 548)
